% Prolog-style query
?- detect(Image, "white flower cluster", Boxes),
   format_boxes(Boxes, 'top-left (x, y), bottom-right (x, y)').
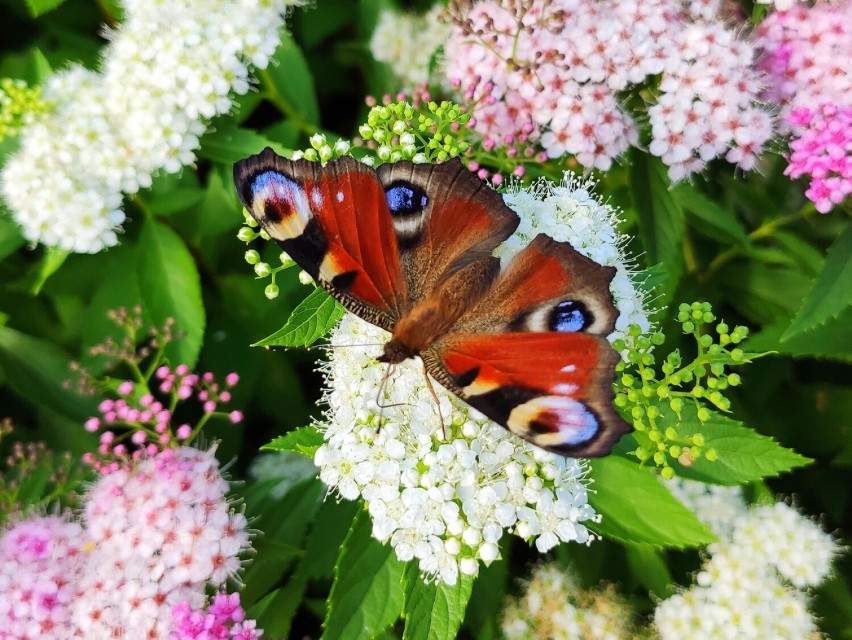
top-left (313, 177), bottom-right (649, 585)
top-left (0, 447), bottom-right (251, 639)
top-left (655, 480), bottom-right (838, 639)
top-left (501, 564), bottom-right (636, 640)
top-left (369, 4), bottom-right (451, 88)
top-left (0, 0), bottom-right (303, 253)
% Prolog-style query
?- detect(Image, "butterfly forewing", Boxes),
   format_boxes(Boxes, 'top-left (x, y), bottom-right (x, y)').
top-left (234, 150), bottom-right (408, 329)
top-left (376, 159), bottom-right (519, 303)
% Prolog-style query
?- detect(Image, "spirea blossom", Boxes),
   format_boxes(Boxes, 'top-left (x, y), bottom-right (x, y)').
top-left (313, 174), bottom-right (648, 585)
top-left (0, 447), bottom-right (254, 639)
top-left (444, 0), bottom-right (771, 179)
top-left (0, 516), bottom-right (85, 638)
top-left (501, 564), bottom-right (637, 639)
top-left (784, 104), bottom-right (852, 213)
top-left (0, 0), bottom-right (304, 253)
top-left (370, 5), bottom-right (451, 88)
top-left (171, 593), bottom-right (261, 640)
top-left (755, 2), bottom-right (852, 212)
top-left (655, 480), bottom-right (838, 639)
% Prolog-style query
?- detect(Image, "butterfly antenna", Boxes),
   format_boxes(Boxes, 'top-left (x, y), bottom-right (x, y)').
top-left (304, 342), bottom-right (386, 352)
top-left (421, 359), bottom-right (446, 440)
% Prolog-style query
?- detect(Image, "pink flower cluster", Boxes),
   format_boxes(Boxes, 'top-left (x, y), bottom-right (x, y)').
top-left (171, 593), bottom-right (261, 640)
top-left (84, 366), bottom-right (243, 472)
top-left (0, 447), bottom-right (256, 639)
top-left (755, 2), bottom-right (851, 118)
top-left (444, 0), bottom-right (771, 179)
top-left (785, 105), bottom-right (852, 213)
top-left (755, 1), bottom-right (852, 212)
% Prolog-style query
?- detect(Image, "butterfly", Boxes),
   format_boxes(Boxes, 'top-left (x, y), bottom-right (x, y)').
top-left (233, 149), bottom-right (632, 457)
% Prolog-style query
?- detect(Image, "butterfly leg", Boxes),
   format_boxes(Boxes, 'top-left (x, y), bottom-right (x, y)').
top-left (421, 359), bottom-right (447, 440)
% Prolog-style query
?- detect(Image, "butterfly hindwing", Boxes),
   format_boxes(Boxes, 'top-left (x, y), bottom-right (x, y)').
top-left (426, 332), bottom-right (629, 457)
top-left (234, 149), bottom-right (408, 330)
top-left (426, 233), bottom-right (631, 456)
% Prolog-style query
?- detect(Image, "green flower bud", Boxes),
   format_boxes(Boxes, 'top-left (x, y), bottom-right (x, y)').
top-left (264, 283), bottom-right (280, 299)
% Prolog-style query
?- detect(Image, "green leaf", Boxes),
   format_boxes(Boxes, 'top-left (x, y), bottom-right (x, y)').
top-left (254, 288), bottom-right (345, 347)
top-left (0, 326), bottom-right (97, 420)
top-left (264, 33), bottom-right (320, 127)
top-left (147, 188), bottom-right (206, 217)
top-left (323, 509), bottom-right (405, 640)
top-left (625, 544), bottom-right (674, 598)
top-left (242, 478), bottom-right (324, 607)
top-left (746, 309), bottom-right (852, 362)
top-left (29, 247), bottom-right (69, 295)
top-left (629, 152), bottom-right (685, 304)
top-left (402, 565), bottom-right (474, 640)
top-left (198, 123), bottom-right (285, 165)
top-left (719, 262), bottom-right (812, 326)
top-left (674, 183), bottom-right (749, 247)
top-left (587, 456), bottom-right (715, 548)
top-left (671, 405), bottom-right (812, 484)
top-left (0, 211), bottom-right (25, 262)
top-left (138, 217), bottom-right (205, 368)
top-left (31, 48), bottom-right (53, 83)
top-left (263, 426), bottom-right (325, 457)
top-left (24, 0), bottom-right (67, 18)
top-left (783, 222), bottom-right (852, 340)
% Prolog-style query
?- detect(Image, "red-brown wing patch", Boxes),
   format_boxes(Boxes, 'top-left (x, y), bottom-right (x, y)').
top-left (234, 150), bottom-right (408, 328)
top-left (376, 159), bottom-right (519, 303)
top-left (430, 332), bottom-right (631, 457)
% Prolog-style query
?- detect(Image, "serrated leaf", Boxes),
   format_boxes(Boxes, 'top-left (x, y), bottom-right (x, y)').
top-left (671, 405), bottom-right (812, 484)
top-left (746, 308), bottom-right (852, 362)
top-left (24, 0), bottom-right (67, 18)
top-left (719, 262), bottom-right (812, 326)
top-left (263, 426), bottom-right (325, 457)
top-left (630, 152), bottom-right (685, 305)
top-left (323, 509), bottom-right (405, 640)
top-left (138, 217), bottom-right (205, 368)
top-left (254, 288), bottom-right (345, 347)
top-left (0, 326), bottom-right (97, 420)
top-left (402, 565), bottom-right (474, 640)
top-left (783, 222), bottom-right (852, 340)
top-left (264, 33), bottom-right (320, 126)
top-left (674, 183), bottom-right (749, 247)
top-left (587, 456), bottom-right (715, 548)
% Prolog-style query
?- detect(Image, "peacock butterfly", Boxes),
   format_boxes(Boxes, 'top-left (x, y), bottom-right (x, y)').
top-left (233, 149), bottom-right (632, 457)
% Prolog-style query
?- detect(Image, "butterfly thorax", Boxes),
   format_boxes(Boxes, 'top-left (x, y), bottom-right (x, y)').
top-left (379, 278), bottom-right (479, 364)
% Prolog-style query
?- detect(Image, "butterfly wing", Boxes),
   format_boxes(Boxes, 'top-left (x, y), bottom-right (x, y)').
top-left (234, 149), bottom-right (408, 330)
top-left (426, 235), bottom-right (632, 457)
top-left (375, 159), bottom-right (519, 305)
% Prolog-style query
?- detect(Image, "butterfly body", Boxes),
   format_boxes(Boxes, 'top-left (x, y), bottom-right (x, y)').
top-left (234, 149), bottom-right (632, 457)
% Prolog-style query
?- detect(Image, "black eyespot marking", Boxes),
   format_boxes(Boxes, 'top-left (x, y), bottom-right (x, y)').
top-left (454, 367), bottom-right (480, 389)
top-left (385, 182), bottom-right (428, 216)
top-left (550, 300), bottom-right (592, 332)
top-left (331, 270), bottom-right (358, 290)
